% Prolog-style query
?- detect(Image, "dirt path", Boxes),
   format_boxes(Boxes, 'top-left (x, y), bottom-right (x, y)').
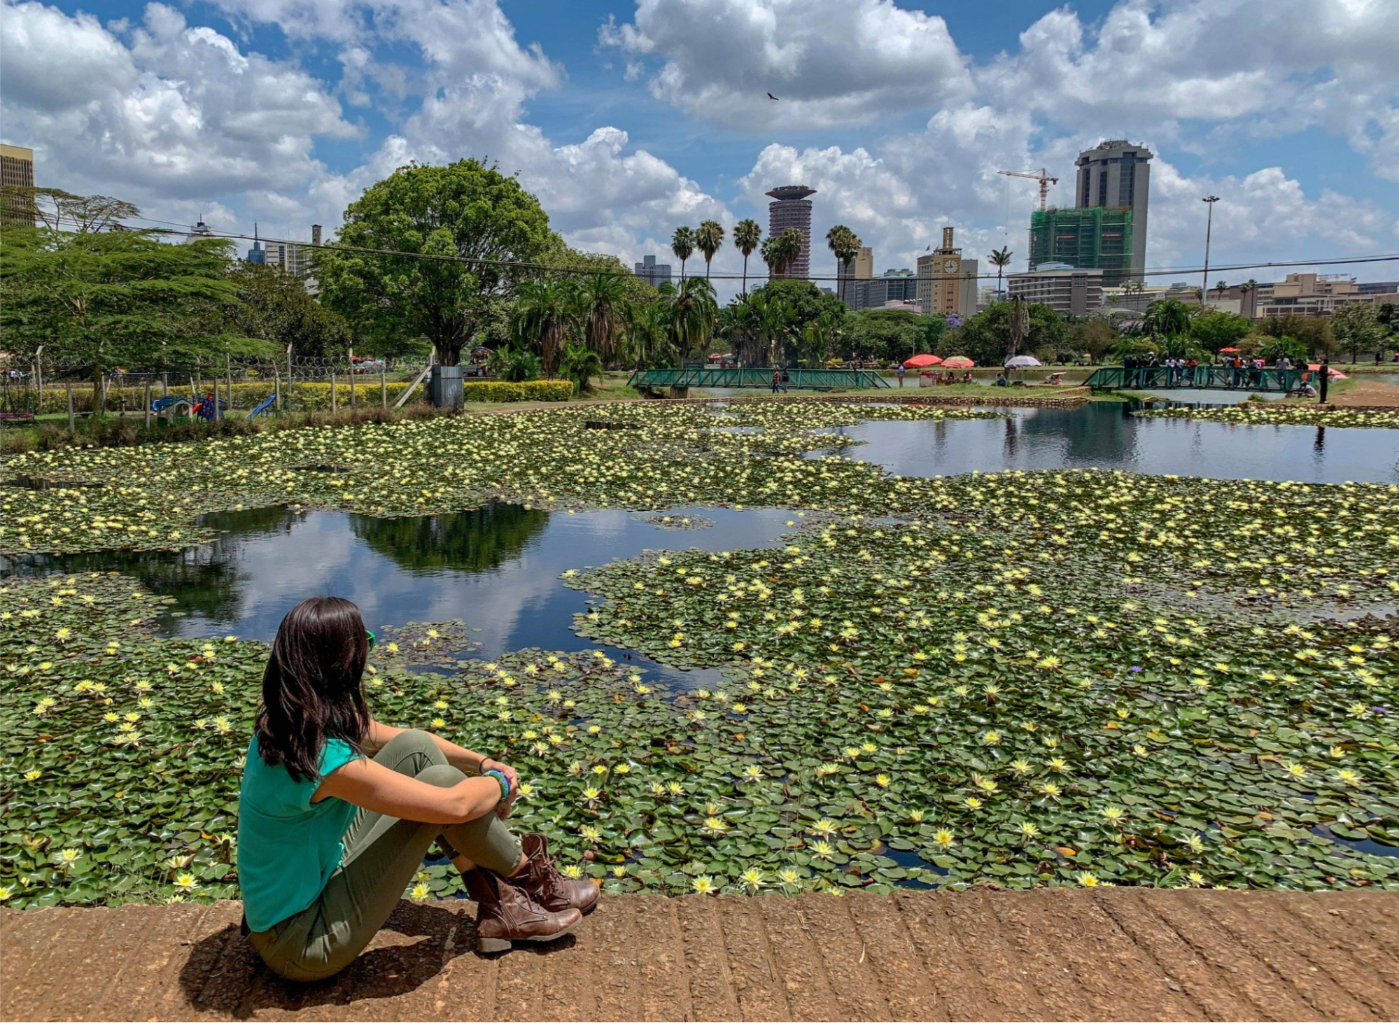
top-left (4, 890), bottom-right (1397, 1021)
top-left (1322, 380), bottom-right (1399, 408)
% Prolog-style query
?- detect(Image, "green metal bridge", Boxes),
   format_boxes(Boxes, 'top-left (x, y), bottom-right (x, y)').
top-left (627, 367), bottom-right (891, 391)
top-left (1084, 366), bottom-right (1305, 392)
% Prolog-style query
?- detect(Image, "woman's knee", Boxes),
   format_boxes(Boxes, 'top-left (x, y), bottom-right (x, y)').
top-left (375, 729), bottom-right (446, 772)
top-left (415, 763), bottom-right (468, 789)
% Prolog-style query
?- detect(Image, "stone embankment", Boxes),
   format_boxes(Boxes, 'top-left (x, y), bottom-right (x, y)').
top-left (4, 889), bottom-right (1397, 1021)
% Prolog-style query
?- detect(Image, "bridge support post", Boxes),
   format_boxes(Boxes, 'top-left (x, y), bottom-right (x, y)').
top-left (668, 387), bottom-right (689, 399)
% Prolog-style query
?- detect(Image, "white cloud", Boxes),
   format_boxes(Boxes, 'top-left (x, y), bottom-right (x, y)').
top-left (600, 0), bottom-right (973, 130)
top-left (1, 1), bottom-right (356, 216)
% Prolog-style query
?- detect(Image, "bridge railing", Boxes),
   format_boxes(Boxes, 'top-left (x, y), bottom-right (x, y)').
top-left (1083, 366), bottom-right (1306, 392)
top-left (628, 367), bottom-right (891, 390)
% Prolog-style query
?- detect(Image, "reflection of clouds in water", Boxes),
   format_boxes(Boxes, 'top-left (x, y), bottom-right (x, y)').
top-left (165, 505), bottom-right (795, 661)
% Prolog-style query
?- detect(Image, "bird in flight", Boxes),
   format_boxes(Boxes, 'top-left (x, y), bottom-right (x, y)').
top-left (767, 92), bottom-right (779, 101)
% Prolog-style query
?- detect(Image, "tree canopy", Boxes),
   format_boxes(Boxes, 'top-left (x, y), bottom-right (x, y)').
top-left (1188, 309), bottom-right (1252, 352)
top-left (315, 159), bottom-right (554, 366)
top-left (0, 225), bottom-right (260, 408)
top-left (225, 262), bottom-right (357, 361)
top-left (939, 301), bottom-right (1068, 365)
top-left (843, 309), bottom-right (943, 364)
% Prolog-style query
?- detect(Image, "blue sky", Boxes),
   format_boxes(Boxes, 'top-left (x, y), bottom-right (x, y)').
top-left (3, 0), bottom-right (1397, 301)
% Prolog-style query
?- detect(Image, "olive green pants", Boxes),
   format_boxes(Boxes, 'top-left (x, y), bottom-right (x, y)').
top-left (248, 730), bottom-right (523, 982)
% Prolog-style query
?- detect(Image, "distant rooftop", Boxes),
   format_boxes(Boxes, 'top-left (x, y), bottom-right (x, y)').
top-left (766, 185), bottom-right (817, 201)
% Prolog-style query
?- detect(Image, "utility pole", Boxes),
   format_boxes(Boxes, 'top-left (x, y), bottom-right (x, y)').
top-left (1201, 195), bottom-right (1220, 307)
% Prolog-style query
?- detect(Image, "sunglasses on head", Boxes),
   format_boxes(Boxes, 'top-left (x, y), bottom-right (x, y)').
top-left (365, 630), bottom-right (376, 650)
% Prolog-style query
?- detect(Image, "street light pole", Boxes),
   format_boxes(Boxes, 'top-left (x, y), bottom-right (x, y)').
top-left (1201, 195), bottom-right (1220, 307)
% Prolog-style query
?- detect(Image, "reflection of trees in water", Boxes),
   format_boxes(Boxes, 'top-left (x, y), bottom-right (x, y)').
top-left (349, 503), bottom-right (548, 575)
top-left (1019, 403), bottom-right (1138, 465)
top-left (2, 505), bottom-right (299, 622)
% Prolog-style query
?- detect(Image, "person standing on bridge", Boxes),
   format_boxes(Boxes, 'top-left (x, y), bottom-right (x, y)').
top-left (238, 597), bottom-right (595, 981)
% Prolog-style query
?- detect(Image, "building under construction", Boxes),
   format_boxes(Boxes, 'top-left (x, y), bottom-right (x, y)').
top-left (1029, 207), bottom-right (1133, 288)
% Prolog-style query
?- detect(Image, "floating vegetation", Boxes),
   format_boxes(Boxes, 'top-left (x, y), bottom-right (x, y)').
top-left (2, 403), bottom-right (1398, 910)
top-left (1134, 405), bottom-right (1399, 429)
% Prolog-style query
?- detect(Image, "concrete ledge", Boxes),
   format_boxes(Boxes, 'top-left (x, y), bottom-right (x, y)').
top-left (3, 889), bottom-right (1397, 1021)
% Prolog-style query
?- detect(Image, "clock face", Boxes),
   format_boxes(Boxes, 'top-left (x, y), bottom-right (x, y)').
top-left (942, 259), bottom-right (958, 273)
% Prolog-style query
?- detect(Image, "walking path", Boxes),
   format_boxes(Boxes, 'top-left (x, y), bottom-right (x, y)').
top-left (4, 889), bottom-right (1397, 1021)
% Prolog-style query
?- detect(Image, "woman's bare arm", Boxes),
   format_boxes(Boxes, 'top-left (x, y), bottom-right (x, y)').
top-left (312, 757), bottom-right (501, 823)
top-left (363, 719), bottom-right (518, 796)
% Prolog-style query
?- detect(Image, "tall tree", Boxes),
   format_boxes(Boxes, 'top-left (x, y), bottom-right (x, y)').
top-left (510, 279), bottom-right (572, 377)
top-left (667, 277), bottom-right (718, 361)
top-left (802, 309), bottom-right (845, 367)
top-left (695, 220), bottom-right (725, 281)
top-left (0, 186), bottom-right (139, 234)
top-left (0, 223), bottom-right (257, 411)
top-left (671, 226), bottom-right (695, 281)
top-left (316, 159), bottom-right (553, 368)
top-left (1144, 299), bottom-right (1192, 338)
top-left (989, 246), bottom-right (1013, 297)
top-left (576, 272), bottom-right (629, 361)
top-left (1330, 302), bottom-right (1387, 363)
top-left (1007, 295), bottom-right (1030, 359)
top-left (825, 224), bottom-right (860, 305)
top-left (762, 228), bottom-right (804, 279)
top-left (625, 298), bottom-right (676, 369)
top-left (732, 219), bottom-right (762, 296)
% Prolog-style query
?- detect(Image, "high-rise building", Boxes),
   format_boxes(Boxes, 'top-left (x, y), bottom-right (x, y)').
top-left (1029, 207), bottom-right (1133, 288)
top-left (837, 245), bottom-right (874, 306)
top-left (1008, 262), bottom-right (1104, 315)
top-left (916, 227), bottom-right (978, 317)
top-left (851, 269), bottom-right (918, 311)
top-left (184, 219), bottom-right (216, 244)
top-left (0, 144), bottom-right (35, 228)
top-left (1074, 139), bottom-right (1151, 281)
top-left (634, 254), bottom-right (673, 288)
top-left (270, 242), bottom-right (310, 277)
top-left (766, 185), bottom-right (816, 279)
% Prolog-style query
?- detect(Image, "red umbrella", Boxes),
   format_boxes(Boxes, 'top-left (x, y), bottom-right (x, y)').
top-left (1218, 347), bottom-right (1241, 353)
top-left (903, 354), bottom-right (943, 368)
top-left (1307, 364), bottom-right (1347, 378)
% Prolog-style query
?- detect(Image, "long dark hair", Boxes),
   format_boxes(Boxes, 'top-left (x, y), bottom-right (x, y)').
top-left (256, 596), bottom-right (370, 783)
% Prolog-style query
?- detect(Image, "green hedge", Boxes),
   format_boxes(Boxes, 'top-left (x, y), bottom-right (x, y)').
top-left (33, 378), bottom-right (572, 413)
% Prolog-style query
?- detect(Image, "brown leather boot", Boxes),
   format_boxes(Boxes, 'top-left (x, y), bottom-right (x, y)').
top-left (464, 867), bottom-right (582, 953)
top-left (519, 833), bottom-right (600, 914)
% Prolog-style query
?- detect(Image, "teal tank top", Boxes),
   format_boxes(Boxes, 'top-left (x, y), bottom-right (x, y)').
top-left (237, 734), bottom-right (361, 932)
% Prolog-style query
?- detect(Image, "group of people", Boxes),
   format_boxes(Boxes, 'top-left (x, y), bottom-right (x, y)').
top-left (1120, 352), bottom-right (1311, 391)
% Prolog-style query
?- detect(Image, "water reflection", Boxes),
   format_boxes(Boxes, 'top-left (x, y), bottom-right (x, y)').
top-left (826, 403), bottom-right (1398, 484)
top-left (2, 502), bottom-right (793, 690)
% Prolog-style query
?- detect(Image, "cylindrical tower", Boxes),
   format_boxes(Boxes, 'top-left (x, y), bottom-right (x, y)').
top-left (766, 185), bottom-right (816, 279)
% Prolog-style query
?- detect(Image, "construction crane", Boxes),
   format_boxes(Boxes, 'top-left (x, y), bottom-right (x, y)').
top-left (998, 168), bottom-right (1059, 211)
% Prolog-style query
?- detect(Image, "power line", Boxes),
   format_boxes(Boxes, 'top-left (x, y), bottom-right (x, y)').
top-left (25, 212), bottom-right (1399, 286)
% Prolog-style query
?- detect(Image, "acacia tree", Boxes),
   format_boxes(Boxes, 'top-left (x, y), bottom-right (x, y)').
top-left (0, 186), bottom-right (139, 233)
top-left (316, 160), bottom-right (553, 368)
top-left (0, 222), bottom-right (256, 411)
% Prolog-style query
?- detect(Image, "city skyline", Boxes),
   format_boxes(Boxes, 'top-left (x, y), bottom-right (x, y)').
top-left (2, 0), bottom-right (1395, 305)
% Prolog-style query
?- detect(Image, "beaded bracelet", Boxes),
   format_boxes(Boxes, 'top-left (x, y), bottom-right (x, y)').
top-left (482, 768), bottom-right (511, 803)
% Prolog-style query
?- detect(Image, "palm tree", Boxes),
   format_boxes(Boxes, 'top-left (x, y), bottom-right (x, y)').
top-left (511, 279), bottom-right (572, 377)
top-left (696, 220), bottom-right (725, 281)
top-left (802, 309), bottom-right (844, 367)
top-left (762, 228), bottom-right (804, 279)
top-left (668, 277), bottom-right (718, 362)
top-left (578, 273), bottom-right (629, 362)
top-left (732, 219), bottom-right (762, 296)
top-left (826, 224), bottom-right (860, 305)
top-left (1144, 298), bottom-right (1191, 338)
top-left (989, 246), bottom-right (1013, 298)
top-left (671, 226), bottom-right (695, 281)
top-left (558, 341), bottom-right (604, 394)
top-left (626, 298), bottom-right (675, 370)
top-left (1214, 280), bottom-right (1229, 299)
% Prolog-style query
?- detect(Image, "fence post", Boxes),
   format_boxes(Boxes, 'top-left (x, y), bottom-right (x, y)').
top-left (348, 350), bottom-right (356, 408)
top-left (144, 381), bottom-right (152, 429)
top-left (162, 373), bottom-right (169, 398)
top-left (67, 382), bottom-right (75, 431)
top-left (331, 372), bottom-right (338, 413)
top-left (225, 356), bottom-right (233, 421)
top-left (34, 347), bottom-right (44, 416)
top-left (381, 367), bottom-right (388, 408)
top-left (273, 359), bottom-right (282, 412)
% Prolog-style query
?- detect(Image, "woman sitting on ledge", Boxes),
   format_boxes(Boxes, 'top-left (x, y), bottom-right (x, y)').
top-left (238, 597), bottom-right (595, 982)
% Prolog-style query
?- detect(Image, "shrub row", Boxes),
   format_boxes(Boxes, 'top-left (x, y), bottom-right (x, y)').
top-left (32, 378), bottom-right (573, 413)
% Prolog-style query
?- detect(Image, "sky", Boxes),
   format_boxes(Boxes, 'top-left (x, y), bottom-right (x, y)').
top-left (3, 0), bottom-right (1398, 303)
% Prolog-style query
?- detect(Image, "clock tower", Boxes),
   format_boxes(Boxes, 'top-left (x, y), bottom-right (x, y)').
top-left (917, 226), bottom-right (979, 318)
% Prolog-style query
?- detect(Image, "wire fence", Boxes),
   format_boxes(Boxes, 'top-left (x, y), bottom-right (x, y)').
top-left (1, 354), bottom-right (440, 419)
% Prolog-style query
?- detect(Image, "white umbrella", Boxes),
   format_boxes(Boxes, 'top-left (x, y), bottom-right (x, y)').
top-left (1004, 355), bottom-right (1042, 368)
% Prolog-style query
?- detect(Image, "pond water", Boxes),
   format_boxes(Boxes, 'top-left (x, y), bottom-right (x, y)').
top-left (3, 503), bottom-right (794, 690)
top-left (810, 402), bottom-right (1399, 484)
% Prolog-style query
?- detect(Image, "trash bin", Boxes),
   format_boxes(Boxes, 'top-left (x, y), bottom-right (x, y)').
top-left (428, 364), bottom-right (464, 410)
